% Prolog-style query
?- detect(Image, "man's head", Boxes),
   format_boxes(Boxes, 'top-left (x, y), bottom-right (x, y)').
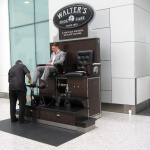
top-left (52, 42), bottom-right (59, 53)
top-left (15, 60), bottom-right (22, 65)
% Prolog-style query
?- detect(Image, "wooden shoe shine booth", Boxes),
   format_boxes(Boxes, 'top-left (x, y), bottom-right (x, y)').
top-left (25, 3), bottom-right (101, 132)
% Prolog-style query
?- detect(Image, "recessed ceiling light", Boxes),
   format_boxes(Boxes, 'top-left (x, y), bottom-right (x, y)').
top-left (24, 1), bottom-right (30, 4)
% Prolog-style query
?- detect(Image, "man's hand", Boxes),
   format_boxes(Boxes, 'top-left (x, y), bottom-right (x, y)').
top-left (45, 63), bottom-right (51, 66)
top-left (28, 80), bottom-right (32, 84)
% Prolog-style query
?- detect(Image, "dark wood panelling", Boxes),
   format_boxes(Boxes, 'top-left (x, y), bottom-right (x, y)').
top-left (50, 38), bottom-right (100, 65)
top-left (59, 24), bottom-right (88, 40)
top-left (88, 78), bottom-right (100, 116)
top-left (67, 77), bottom-right (87, 97)
top-left (25, 107), bottom-right (39, 118)
top-left (39, 109), bottom-right (75, 125)
top-left (75, 109), bottom-right (88, 121)
top-left (40, 78), bottom-right (56, 95)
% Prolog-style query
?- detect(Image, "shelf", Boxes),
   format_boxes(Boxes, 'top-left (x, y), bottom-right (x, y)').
top-left (52, 95), bottom-right (88, 101)
top-left (26, 102), bottom-right (88, 114)
top-left (69, 96), bottom-right (88, 101)
top-left (57, 85), bottom-right (67, 87)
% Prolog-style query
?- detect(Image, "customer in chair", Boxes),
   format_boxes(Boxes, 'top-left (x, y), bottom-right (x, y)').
top-left (28, 42), bottom-right (65, 89)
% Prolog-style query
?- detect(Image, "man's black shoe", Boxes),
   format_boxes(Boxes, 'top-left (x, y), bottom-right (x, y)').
top-left (36, 84), bottom-right (46, 89)
top-left (26, 83), bottom-right (36, 88)
top-left (11, 118), bottom-right (18, 123)
top-left (18, 120), bottom-right (29, 124)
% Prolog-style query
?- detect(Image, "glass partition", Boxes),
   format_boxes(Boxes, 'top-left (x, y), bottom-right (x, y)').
top-left (35, 22), bottom-right (50, 64)
top-left (9, 0), bottom-right (34, 28)
top-left (35, 0), bottom-right (49, 22)
top-left (9, 0), bottom-right (49, 95)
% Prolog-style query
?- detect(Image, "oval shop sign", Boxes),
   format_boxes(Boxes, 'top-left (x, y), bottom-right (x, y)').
top-left (53, 4), bottom-right (94, 29)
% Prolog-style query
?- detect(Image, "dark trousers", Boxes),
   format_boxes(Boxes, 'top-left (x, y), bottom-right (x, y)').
top-left (9, 90), bottom-right (26, 122)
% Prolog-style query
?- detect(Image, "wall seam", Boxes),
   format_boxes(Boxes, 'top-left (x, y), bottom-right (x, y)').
top-left (109, 8), bottom-right (112, 104)
top-left (134, 3), bottom-right (150, 14)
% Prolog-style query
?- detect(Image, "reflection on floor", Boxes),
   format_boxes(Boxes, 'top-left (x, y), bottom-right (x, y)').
top-left (138, 107), bottom-right (150, 116)
top-left (1, 98), bottom-right (150, 150)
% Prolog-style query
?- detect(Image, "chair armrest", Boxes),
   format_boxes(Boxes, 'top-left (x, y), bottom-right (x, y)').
top-left (83, 63), bottom-right (101, 66)
top-left (86, 63), bottom-right (101, 77)
top-left (92, 63), bottom-right (101, 65)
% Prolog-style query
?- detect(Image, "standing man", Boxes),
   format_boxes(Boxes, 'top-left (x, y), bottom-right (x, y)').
top-left (28, 42), bottom-right (65, 88)
top-left (8, 60), bottom-right (31, 123)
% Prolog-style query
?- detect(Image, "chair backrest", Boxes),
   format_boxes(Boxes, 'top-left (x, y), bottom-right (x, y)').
top-left (76, 50), bottom-right (93, 71)
top-left (50, 38), bottom-right (100, 65)
top-left (63, 52), bottom-right (67, 65)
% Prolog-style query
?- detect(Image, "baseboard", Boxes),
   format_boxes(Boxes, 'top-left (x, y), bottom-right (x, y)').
top-left (101, 103), bottom-right (136, 115)
top-left (136, 99), bottom-right (150, 114)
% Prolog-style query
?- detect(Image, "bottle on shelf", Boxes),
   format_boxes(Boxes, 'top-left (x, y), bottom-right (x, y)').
top-left (58, 81), bottom-right (60, 86)
top-left (66, 84), bottom-right (69, 93)
top-left (65, 84), bottom-right (71, 108)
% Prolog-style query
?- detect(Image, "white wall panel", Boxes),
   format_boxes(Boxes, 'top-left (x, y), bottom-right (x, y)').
top-left (101, 61), bottom-right (111, 90)
top-left (90, 9), bottom-right (110, 30)
top-left (97, 28), bottom-right (111, 61)
top-left (0, 76), bottom-right (9, 93)
top-left (49, 20), bottom-right (58, 42)
top-left (101, 91), bottom-right (112, 103)
top-left (111, 42), bottom-right (135, 78)
top-left (134, 5), bottom-right (147, 43)
top-left (0, 0), bottom-right (10, 76)
top-left (112, 78), bottom-right (135, 105)
top-left (110, 5), bottom-right (134, 42)
top-left (146, 12), bottom-right (150, 44)
top-left (133, 1), bottom-right (150, 104)
top-left (146, 44), bottom-right (150, 76)
top-left (109, 0), bottom-right (133, 8)
top-left (134, 42), bottom-right (146, 78)
top-left (0, 0), bottom-right (10, 93)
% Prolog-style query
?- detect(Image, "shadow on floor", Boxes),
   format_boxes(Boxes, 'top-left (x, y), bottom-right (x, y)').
top-left (138, 107), bottom-right (150, 116)
top-left (0, 119), bottom-right (83, 146)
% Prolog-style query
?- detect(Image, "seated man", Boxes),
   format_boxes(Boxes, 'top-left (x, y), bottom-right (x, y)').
top-left (29, 42), bottom-right (65, 88)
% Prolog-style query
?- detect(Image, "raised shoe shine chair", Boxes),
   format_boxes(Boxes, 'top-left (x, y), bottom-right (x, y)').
top-left (25, 38), bottom-right (101, 133)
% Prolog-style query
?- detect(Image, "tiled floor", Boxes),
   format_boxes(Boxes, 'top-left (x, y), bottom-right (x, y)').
top-left (0, 98), bottom-right (150, 150)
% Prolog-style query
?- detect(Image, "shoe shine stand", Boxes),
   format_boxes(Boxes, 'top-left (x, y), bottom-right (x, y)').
top-left (25, 38), bottom-right (101, 133)
top-left (27, 86), bottom-right (46, 107)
